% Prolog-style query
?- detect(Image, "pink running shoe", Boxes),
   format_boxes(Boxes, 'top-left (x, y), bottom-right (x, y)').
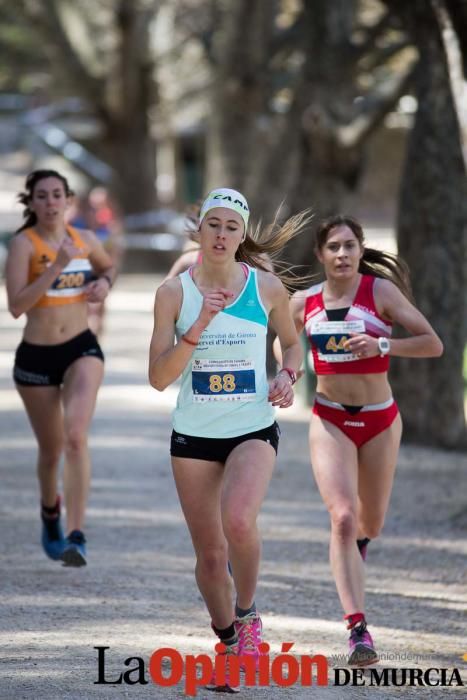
top-left (206, 643), bottom-right (240, 694)
top-left (234, 613), bottom-right (264, 671)
top-left (348, 622), bottom-right (378, 666)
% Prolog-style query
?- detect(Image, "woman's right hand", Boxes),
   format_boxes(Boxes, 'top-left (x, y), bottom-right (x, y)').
top-left (55, 240), bottom-right (86, 269)
top-left (198, 288), bottom-right (233, 328)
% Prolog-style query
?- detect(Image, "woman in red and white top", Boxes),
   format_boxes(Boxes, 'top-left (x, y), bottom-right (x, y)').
top-left (290, 215), bottom-right (443, 666)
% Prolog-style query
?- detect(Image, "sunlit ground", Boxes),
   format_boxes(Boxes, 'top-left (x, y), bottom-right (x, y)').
top-left (0, 272), bottom-right (466, 698)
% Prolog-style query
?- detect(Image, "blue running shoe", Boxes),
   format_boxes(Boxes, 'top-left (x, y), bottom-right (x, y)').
top-left (62, 530), bottom-right (87, 567)
top-left (41, 500), bottom-right (65, 561)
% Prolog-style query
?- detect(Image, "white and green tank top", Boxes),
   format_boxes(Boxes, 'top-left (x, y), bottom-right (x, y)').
top-left (173, 265), bottom-right (274, 438)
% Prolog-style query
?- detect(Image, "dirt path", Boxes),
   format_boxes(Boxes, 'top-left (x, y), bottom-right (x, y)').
top-left (0, 274), bottom-right (465, 699)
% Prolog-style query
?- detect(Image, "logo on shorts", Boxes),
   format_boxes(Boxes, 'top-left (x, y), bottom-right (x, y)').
top-left (343, 420), bottom-right (365, 427)
top-left (174, 436), bottom-right (187, 445)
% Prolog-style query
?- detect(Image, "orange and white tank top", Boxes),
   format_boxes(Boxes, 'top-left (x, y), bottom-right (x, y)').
top-left (25, 226), bottom-right (94, 308)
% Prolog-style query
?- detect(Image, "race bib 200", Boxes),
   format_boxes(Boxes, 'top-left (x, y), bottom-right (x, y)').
top-left (47, 258), bottom-right (93, 297)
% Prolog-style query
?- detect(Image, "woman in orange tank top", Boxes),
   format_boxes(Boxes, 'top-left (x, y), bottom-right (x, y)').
top-left (5, 169), bottom-right (116, 567)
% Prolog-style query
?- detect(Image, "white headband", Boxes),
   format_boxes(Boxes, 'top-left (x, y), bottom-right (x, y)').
top-left (199, 188), bottom-right (249, 230)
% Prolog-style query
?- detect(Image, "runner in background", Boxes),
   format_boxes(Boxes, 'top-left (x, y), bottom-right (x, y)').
top-left (68, 186), bottom-right (124, 335)
top-left (6, 169), bottom-right (115, 566)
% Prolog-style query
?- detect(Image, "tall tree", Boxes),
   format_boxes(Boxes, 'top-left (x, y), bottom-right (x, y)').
top-left (284, 0), bottom-right (414, 264)
top-left (384, 0), bottom-right (467, 448)
top-left (4, 0), bottom-right (160, 214)
top-left (204, 0), bottom-right (277, 194)
top-left (196, 1), bottom-right (415, 255)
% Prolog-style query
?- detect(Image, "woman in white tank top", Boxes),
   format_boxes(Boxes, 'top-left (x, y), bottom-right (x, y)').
top-left (149, 188), bottom-right (309, 691)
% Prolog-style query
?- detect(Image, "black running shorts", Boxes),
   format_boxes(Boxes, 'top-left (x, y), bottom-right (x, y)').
top-left (170, 422), bottom-right (280, 463)
top-left (13, 329), bottom-right (104, 386)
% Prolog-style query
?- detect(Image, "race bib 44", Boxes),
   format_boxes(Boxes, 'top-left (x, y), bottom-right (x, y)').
top-left (311, 320), bottom-right (365, 362)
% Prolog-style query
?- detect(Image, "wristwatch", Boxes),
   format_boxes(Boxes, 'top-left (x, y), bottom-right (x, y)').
top-left (377, 337), bottom-right (391, 357)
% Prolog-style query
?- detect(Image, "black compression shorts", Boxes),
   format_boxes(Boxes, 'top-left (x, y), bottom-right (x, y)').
top-left (13, 329), bottom-right (104, 386)
top-left (170, 422), bottom-right (280, 463)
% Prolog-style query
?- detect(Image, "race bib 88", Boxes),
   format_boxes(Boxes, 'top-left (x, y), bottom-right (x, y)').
top-left (192, 359), bottom-right (256, 402)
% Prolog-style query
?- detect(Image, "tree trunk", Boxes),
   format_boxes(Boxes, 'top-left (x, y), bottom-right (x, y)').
top-left (106, 0), bottom-right (157, 214)
top-left (205, 0), bottom-right (275, 194)
top-left (106, 124), bottom-right (156, 216)
top-left (284, 0), bottom-right (412, 266)
top-left (390, 2), bottom-right (467, 448)
top-left (285, 0), bottom-right (363, 265)
top-left (17, 0), bottom-right (158, 217)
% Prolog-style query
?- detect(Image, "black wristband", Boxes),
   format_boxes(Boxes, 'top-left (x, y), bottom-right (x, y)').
top-left (101, 274), bottom-right (112, 288)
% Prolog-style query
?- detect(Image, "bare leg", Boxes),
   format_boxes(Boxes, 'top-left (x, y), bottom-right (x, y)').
top-left (309, 415), bottom-right (365, 614)
top-left (16, 384), bottom-right (63, 507)
top-left (357, 414), bottom-right (403, 539)
top-left (61, 357), bottom-right (104, 533)
top-left (222, 440), bottom-right (276, 610)
top-left (172, 456), bottom-right (234, 629)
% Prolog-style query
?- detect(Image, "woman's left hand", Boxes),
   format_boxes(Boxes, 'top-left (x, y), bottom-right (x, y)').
top-left (85, 277), bottom-right (110, 303)
top-left (344, 333), bottom-right (379, 358)
top-left (268, 371), bottom-right (294, 408)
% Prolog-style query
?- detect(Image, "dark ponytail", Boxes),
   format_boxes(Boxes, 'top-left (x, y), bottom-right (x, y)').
top-left (315, 215), bottom-right (413, 301)
top-left (16, 170), bottom-right (74, 233)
